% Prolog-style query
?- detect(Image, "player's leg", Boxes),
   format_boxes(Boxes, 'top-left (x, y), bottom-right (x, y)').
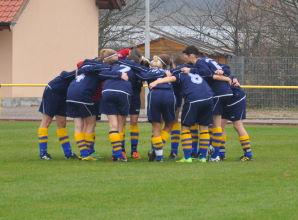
top-left (38, 114), bottom-right (52, 160)
top-left (233, 120), bottom-right (253, 160)
top-left (176, 125), bottom-right (193, 163)
top-left (169, 108), bottom-right (181, 159)
top-left (190, 124), bottom-right (199, 158)
top-left (151, 122), bottom-right (164, 162)
top-left (83, 115), bottom-right (98, 160)
top-left (56, 115), bottom-right (76, 159)
top-left (130, 114), bottom-right (141, 159)
top-left (118, 114), bottom-right (128, 159)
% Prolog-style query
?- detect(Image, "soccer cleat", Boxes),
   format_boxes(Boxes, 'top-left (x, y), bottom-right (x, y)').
top-left (122, 151), bottom-right (128, 160)
top-left (207, 145), bottom-right (215, 161)
top-left (114, 157), bottom-right (128, 162)
top-left (168, 152), bottom-right (177, 160)
top-left (40, 153), bottom-right (52, 160)
top-left (197, 158), bottom-right (207, 163)
top-left (64, 153), bottom-right (78, 159)
top-left (209, 156), bottom-right (220, 162)
top-left (81, 156), bottom-right (98, 161)
top-left (90, 151), bottom-right (103, 159)
top-left (219, 156), bottom-right (226, 161)
top-left (131, 152), bottom-right (141, 159)
top-left (155, 158), bottom-right (164, 162)
top-left (148, 150), bottom-right (156, 162)
top-left (191, 152), bottom-right (198, 159)
top-left (176, 158), bottom-right (192, 163)
top-left (239, 155), bottom-right (253, 161)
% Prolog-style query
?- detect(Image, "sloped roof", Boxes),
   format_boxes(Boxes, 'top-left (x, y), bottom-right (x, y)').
top-left (0, 0), bottom-right (28, 30)
top-left (136, 25), bottom-right (234, 57)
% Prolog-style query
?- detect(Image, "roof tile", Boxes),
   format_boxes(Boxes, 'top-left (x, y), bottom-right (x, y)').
top-left (0, 0), bottom-right (25, 23)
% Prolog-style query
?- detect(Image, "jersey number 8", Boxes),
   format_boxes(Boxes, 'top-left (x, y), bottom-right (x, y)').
top-left (189, 73), bottom-right (203, 84)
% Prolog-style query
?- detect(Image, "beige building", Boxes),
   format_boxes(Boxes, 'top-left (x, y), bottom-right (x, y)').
top-left (0, 0), bottom-right (124, 101)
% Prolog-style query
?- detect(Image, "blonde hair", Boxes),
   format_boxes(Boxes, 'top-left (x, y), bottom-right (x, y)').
top-left (150, 56), bottom-right (163, 68)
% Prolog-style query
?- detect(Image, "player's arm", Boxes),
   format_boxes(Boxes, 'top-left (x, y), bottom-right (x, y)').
top-left (205, 58), bottom-right (224, 75)
top-left (136, 68), bottom-right (169, 80)
top-left (149, 75), bottom-right (177, 89)
top-left (212, 74), bottom-right (232, 85)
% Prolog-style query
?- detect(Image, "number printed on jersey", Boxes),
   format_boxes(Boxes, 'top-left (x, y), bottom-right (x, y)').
top-left (76, 74), bottom-right (85, 82)
top-left (189, 73), bottom-right (203, 84)
top-left (119, 65), bottom-right (131, 73)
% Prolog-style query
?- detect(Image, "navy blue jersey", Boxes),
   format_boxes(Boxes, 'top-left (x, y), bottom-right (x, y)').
top-left (117, 60), bottom-right (169, 90)
top-left (67, 65), bottom-right (122, 104)
top-left (47, 70), bottom-right (76, 97)
top-left (172, 71), bottom-right (213, 103)
top-left (191, 58), bottom-right (232, 98)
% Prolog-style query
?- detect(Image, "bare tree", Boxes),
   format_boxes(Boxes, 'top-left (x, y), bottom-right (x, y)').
top-left (98, 0), bottom-right (167, 50)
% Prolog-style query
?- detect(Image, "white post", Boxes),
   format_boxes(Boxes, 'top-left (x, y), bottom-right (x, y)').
top-left (144, 0), bottom-right (150, 111)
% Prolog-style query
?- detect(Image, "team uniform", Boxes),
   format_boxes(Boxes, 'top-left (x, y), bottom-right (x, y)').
top-left (171, 69), bottom-right (214, 161)
top-left (38, 70), bottom-right (78, 159)
top-left (191, 58), bottom-right (233, 160)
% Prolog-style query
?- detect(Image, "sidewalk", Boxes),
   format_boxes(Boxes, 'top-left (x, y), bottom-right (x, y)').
top-left (1, 106), bottom-right (298, 125)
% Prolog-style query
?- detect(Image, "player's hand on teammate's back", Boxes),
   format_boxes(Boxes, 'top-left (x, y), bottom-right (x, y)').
top-left (149, 81), bottom-right (157, 89)
top-left (215, 69), bottom-right (224, 75)
top-left (165, 71), bottom-right (172, 77)
top-left (121, 72), bottom-right (129, 81)
top-left (181, 67), bottom-right (190, 73)
top-left (232, 78), bottom-right (241, 87)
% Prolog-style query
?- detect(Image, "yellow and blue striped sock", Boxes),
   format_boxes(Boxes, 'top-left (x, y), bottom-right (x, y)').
top-left (208, 125), bottom-right (214, 147)
top-left (85, 133), bottom-right (95, 155)
top-left (151, 136), bottom-right (163, 160)
top-left (119, 132), bottom-right (126, 152)
top-left (38, 128), bottom-right (48, 155)
top-left (75, 132), bottom-right (89, 157)
top-left (198, 130), bottom-right (210, 159)
top-left (161, 130), bottom-right (170, 145)
top-left (130, 125), bottom-right (139, 153)
top-left (219, 134), bottom-right (227, 158)
top-left (239, 135), bottom-right (252, 157)
top-left (170, 123), bottom-right (180, 155)
top-left (181, 130), bottom-right (192, 159)
top-left (211, 127), bottom-right (223, 158)
top-left (57, 128), bottom-right (72, 156)
top-left (109, 132), bottom-right (123, 159)
top-left (190, 125), bottom-right (199, 155)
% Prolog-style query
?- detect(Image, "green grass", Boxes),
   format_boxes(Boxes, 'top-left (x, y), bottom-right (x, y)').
top-left (0, 122), bottom-right (298, 220)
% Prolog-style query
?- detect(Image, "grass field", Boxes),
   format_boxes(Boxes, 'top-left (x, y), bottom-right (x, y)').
top-left (1, 121), bottom-right (298, 220)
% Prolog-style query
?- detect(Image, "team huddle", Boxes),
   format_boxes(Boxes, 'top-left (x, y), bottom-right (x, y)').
top-left (37, 45), bottom-right (253, 163)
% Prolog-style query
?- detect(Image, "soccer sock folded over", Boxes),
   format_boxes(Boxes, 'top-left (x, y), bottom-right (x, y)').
top-left (198, 130), bottom-right (210, 159)
top-left (211, 127), bottom-right (223, 158)
top-left (57, 128), bottom-right (72, 156)
top-left (170, 123), bottom-right (180, 154)
top-left (161, 130), bottom-right (170, 145)
top-left (109, 132), bottom-right (123, 158)
top-left (75, 132), bottom-right (89, 157)
top-left (239, 135), bottom-right (252, 157)
top-left (38, 128), bottom-right (48, 155)
top-left (130, 125), bottom-right (139, 153)
top-left (181, 130), bottom-right (192, 159)
top-left (151, 136), bottom-right (164, 160)
top-left (190, 125), bottom-right (199, 155)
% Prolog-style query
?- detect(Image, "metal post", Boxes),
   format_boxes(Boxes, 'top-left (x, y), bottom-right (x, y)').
top-left (144, 0), bottom-right (150, 111)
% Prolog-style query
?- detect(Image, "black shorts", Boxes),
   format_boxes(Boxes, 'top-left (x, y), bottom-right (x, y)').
top-left (66, 102), bottom-right (96, 118)
top-left (101, 91), bottom-right (130, 116)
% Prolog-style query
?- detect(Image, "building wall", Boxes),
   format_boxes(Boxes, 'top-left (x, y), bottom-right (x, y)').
top-left (10, 0), bottom-right (99, 97)
top-left (0, 30), bottom-right (12, 97)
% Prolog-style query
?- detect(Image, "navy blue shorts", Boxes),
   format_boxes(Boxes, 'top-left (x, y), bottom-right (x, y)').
top-left (39, 86), bottom-right (67, 117)
top-left (212, 95), bottom-right (232, 116)
top-left (181, 98), bottom-right (213, 127)
top-left (129, 94), bottom-right (141, 115)
top-left (222, 96), bottom-right (246, 121)
top-left (175, 93), bottom-right (183, 110)
top-left (101, 91), bottom-right (130, 116)
top-left (147, 89), bottom-right (176, 123)
top-left (66, 102), bottom-right (96, 118)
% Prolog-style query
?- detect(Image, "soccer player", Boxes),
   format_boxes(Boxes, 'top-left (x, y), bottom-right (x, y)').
top-left (66, 57), bottom-right (127, 161)
top-left (38, 70), bottom-right (79, 160)
top-left (146, 55), bottom-right (176, 162)
top-left (181, 46), bottom-right (233, 162)
top-left (220, 66), bottom-right (253, 161)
